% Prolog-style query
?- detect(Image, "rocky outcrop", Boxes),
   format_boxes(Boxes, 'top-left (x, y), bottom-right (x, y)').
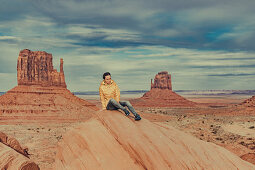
top-left (130, 71), bottom-right (195, 107)
top-left (0, 131), bottom-right (28, 157)
top-left (240, 96), bottom-right (255, 115)
top-left (53, 110), bottom-right (255, 169)
top-left (17, 49), bottom-right (66, 88)
top-left (229, 96), bottom-right (255, 115)
top-left (241, 96), bottom-right (255, 107)
top-left (0, 131), bottom-right (39, 170)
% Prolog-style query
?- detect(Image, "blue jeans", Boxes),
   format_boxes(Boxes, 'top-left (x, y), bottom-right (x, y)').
top-left (106, 98), bottom-right (138, 116)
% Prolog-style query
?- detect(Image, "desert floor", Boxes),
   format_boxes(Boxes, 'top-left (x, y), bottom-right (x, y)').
top-left (0, 93), bottom-right (254, 169)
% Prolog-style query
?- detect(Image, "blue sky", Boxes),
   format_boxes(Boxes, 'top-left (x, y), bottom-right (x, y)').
top-left (0, 0), bottom-right (255, 91)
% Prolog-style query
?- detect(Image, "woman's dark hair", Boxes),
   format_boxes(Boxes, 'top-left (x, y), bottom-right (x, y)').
top-left (103, 72), bottom-right (111, 79)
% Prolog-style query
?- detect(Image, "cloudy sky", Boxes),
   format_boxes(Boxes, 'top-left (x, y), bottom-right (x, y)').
top-left (0, 0), bottom-right (255, 91)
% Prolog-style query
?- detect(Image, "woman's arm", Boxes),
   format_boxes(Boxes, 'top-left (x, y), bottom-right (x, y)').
top-left (115, 84), bottom-right (120, 103)
top-left (99, 87), bottom-right (107, 109)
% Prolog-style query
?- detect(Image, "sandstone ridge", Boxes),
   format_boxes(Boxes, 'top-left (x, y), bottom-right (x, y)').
top-left (53, 110), bottom-right (255, 169)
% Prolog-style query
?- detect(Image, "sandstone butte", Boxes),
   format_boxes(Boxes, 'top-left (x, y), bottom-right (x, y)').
top-left (0, 49), bottom-right (99, 124)
top-left (53, 110), bottom-right (255, 169)
top-left (0, 131), bottom-right (39, 170)
top-left (0, 49), bottom-right (98, 169)
top-left (130, 71), bottom-right (196, 107)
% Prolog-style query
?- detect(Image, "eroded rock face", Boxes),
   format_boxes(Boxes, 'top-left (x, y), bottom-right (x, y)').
top-left (130, 71), bottom-right (195, 107)
top-left (17, 49), bottom-right (66, 88)
top-left (53, 110), bottom-right (255, 169)
top-left (0, 131), bottom-right (28, 157)
top-left (0, 131), bottom-right (39, 170)
top-left (151, 71), bottom-right (172, 90)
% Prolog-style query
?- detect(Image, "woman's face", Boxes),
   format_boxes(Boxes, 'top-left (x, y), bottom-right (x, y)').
top-left (104, 75), bottom-right (111, 85)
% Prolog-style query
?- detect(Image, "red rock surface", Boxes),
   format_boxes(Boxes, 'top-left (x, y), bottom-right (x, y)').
top-left (53, 110), bottom-right (255, 169)
top-left (241, 153), bottom-right (255, 165)
top-left (17, 49), bottom-right (66, 88)
top-left (130, 71), bottom-right (196, 107)
top-left (0, 131), bottom-right (39, 170)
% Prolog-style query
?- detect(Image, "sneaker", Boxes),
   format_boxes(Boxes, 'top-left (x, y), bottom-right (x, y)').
top-left (123, 109), bottom-right (130, 116)
top-left (135, 114), bottom-right (141, 121)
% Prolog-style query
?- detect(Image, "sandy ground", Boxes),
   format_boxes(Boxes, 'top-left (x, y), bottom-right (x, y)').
top-left (0, 94), bottom-right (254, 169)
top-left (136, 107), bottom-right (255, 158)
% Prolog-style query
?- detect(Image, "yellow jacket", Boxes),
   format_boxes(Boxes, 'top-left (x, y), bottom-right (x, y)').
top-left (99, 79), bottom-right (120, 109)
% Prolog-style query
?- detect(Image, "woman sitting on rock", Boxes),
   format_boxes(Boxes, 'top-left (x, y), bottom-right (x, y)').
top-left (99, 72), bottom-right (141, 121)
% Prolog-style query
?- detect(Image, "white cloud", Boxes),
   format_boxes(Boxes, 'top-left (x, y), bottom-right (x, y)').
top-left (0, 36), bottom-right (19, 40)
top-left (67, 24), bottom-right (141, 41)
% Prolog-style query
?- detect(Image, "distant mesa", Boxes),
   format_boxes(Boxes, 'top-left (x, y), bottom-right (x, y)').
top-left (0, 49), bottom-right (98, 124)
top-left (130, 71), bottom-right (196, 107)
top-left (17, 49), bottom-right (66, 88)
